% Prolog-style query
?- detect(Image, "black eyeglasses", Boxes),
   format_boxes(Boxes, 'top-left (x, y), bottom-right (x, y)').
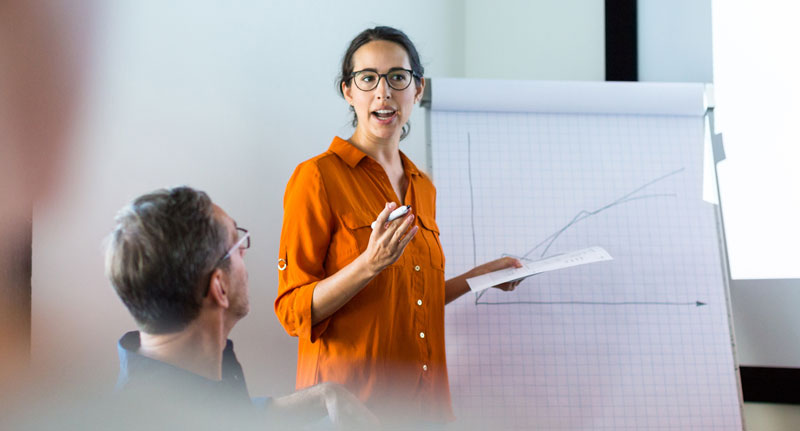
top-left (350, 68), bottom-right (418, 91)
top-left (215, 227), bottom-right (250, 267)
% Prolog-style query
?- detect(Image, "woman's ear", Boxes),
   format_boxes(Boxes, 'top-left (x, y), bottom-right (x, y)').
top-left (206, 268), bottom-right (230, 309)
top-left (414, 77), bottom-right (426, 103)
top-left (342, 81), bottom-right (354, 106)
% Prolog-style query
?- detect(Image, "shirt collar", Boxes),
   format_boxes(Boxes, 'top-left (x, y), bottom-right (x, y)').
top-left (116, 331), bottom-right (238, 387)
top-left (329, 136), bottom-right (422, 177)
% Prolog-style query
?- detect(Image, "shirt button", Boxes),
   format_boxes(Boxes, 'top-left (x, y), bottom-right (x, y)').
top-left (414, 265), bottom-right (421, 271)
top-left (417, 299), bottom-right (422, 306)
top-left (422, 364), bottom-right (428, 371)
top-left (419, 332), bottom-right (425, 339)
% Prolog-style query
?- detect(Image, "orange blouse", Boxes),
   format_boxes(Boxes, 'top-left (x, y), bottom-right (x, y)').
top-left (275, 136), bottom-right (453, 423)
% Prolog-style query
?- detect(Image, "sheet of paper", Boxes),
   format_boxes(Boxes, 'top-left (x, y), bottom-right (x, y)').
top-left (466, 246), bottom-right (613, 292)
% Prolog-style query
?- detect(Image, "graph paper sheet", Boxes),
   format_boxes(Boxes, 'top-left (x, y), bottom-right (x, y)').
top-left (429, 80), bottom-right (741, 430)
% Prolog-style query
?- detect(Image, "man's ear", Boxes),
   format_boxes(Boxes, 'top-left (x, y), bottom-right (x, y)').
top-left (206, 268), bottom-right (229, 309)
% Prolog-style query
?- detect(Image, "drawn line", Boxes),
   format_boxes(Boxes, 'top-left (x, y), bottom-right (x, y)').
top-left (476, 300), bottom-right (707, 307)
top-left (473, 171), bottom-right (684, 305)
top-left (463, 134), bottom-right (687, 307)
top-left (523, 167), bottom-right (685, 260)
top-left (467, 160), bottom-right (685, 305)
top-left (467, 133), bottom-right (477, 268)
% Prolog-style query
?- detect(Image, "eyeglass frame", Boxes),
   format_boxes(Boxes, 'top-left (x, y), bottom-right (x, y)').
top-left (349, 67), bottom-right (421, 91)
top-left (215, 227), bottom-right (250, 268)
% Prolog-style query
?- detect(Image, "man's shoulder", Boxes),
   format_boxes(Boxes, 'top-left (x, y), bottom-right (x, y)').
top-left (115, 332), bottom-right (250, 406)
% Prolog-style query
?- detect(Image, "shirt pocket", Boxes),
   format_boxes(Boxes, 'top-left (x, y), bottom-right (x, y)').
top-left (416, 214), bottom-right (445, 270)
top-left (335, 212), bottom-right (374, 265)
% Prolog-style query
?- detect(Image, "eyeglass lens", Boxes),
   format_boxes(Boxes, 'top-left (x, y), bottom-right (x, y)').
top-left (236, 228), bottom-right (250, 250)
top-left (353, 70), bottom-right (413, 91)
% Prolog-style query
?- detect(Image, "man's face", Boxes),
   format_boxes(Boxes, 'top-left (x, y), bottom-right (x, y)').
top-left (213, 205), bottom-right (250, 320)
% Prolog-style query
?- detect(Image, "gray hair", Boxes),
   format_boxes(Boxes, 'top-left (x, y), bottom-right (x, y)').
top-left (105, 186), bottom-right (229, 334)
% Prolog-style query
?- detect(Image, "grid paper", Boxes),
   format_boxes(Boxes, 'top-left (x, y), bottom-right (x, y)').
top-left (431, 111), bottom-right (741, 430)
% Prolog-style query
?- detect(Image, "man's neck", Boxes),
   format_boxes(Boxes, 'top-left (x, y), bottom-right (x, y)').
top-left (138, 318), bottom-right (229, 381)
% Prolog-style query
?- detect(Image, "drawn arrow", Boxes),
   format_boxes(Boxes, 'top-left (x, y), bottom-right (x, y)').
top-left (474, 300), bottom-right (707, 307)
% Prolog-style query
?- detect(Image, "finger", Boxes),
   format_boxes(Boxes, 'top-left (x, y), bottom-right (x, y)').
top-left (485, 256), bottom-right (521, 272)
top-left (371, 202), bottom-right (397, 231)
top-left (496, 278), bottom-right (522, 291)
top-left (500, 256), bottom-right (523, 269)
top-left (396, 225), bottom-right (419, 252)
top-left (389, 213), bottom-right (415, 246)
top-left (376, 211), bottom-right (408, 246)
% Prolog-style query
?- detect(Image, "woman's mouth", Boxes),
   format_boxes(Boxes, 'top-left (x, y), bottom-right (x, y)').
top-left (372, 109), bottom-right (397, 123)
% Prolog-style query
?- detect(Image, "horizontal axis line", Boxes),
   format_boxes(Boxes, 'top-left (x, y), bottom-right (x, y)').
top-left (475, 300), bottom-right (707, 307)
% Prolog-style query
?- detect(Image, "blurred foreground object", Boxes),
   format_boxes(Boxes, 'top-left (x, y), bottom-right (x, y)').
top-left (0, 0), bottom-right (94, 398)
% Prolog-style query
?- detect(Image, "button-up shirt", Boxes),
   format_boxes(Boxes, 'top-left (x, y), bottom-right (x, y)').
top-left (275, 136), bottom-right (453, 423)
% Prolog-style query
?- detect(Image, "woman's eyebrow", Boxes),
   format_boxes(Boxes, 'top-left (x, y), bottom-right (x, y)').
top-left (355, 66), bottom-right (408, 72)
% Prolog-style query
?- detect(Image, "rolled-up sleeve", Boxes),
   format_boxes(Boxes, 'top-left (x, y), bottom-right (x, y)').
top-left (274, 161), bottom-right (333, 342)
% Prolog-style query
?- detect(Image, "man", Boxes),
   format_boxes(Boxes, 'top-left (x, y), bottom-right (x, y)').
top-left (105, 186), bottom-right (378, 429)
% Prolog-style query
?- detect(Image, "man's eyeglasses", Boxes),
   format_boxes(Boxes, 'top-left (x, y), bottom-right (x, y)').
top-left (350, 68), bottom-right (418, 91)
top-left (216, 227), bottom-right (250, 267)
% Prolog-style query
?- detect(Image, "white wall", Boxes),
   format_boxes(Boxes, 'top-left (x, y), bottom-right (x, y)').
top-left (638, 0), bottom-right (713, 83)
top-left (464, 0), bottom-right (605, 80)
top-left (31, 0), bottom-right (466, 397)
top-left (743, 403), bottom-right (800, 431)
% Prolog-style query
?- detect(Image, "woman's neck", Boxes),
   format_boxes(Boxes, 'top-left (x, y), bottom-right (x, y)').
top-left (349, 129), bottom-right (407, 202)
top-left (348, 129), bottom-right (401, 167)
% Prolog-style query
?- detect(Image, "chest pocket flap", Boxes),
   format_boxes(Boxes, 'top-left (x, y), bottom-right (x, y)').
top-left (341, 211), bottom-right (374, 230)
top-left (335, 212), bottom-right (375, 261)
top-left (416, 214), bottom-right (444, 269)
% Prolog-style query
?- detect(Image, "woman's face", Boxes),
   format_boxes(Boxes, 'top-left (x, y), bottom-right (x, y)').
top-left (342, 40), bottom-right (425, 143)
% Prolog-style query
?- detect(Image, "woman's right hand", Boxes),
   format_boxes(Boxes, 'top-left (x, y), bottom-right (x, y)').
top-left (361, 202), bottom-right (418, 276)
top-left (309, 202), bottom-right (418, 325)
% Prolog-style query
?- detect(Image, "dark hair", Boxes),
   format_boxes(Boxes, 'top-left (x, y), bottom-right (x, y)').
top-left (105, 186), bottom-right (230, 334)
top-left (337, 26), bottom-right (424, 141)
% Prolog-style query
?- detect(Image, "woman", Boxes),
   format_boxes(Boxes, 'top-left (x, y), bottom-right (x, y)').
top-left (274, 26), bottom-right (521, 424)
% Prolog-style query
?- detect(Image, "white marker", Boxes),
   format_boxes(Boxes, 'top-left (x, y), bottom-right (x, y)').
top-left (387, 205), bottom-right (411, 222)
top-left (371, 205), bottom-right (412, 229)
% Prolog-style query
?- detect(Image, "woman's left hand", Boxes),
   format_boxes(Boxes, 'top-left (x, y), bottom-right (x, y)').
top-left (445, 256), bottom-right (524, 304)
top-left (474, 256), bottom-right (524, 292)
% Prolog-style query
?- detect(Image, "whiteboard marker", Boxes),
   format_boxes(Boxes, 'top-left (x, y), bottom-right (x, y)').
top-left (372, 205), bottom-right (412, 229)
top-left (387, 205), bottom-right (411, 222)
